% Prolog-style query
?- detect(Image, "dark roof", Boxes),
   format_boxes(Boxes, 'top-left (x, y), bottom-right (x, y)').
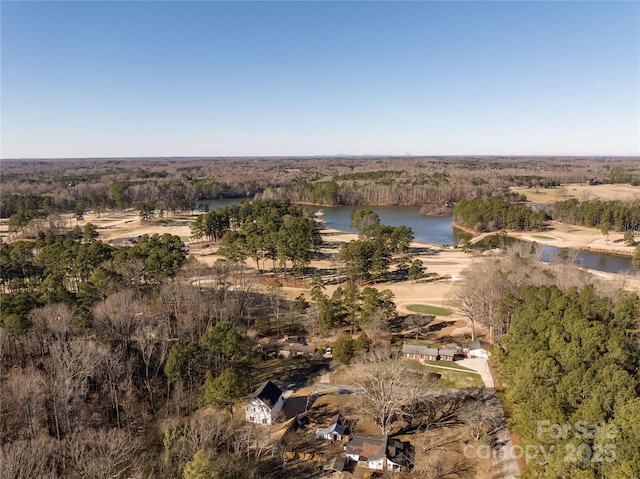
top-left (386, 437), bottom-right (414, 466)
top-left (346, 435), bottom-right (413, 465)
top-left (108, 237), bottom-right (138, 247)
top-left (260, 340), bottom-right (315, 355)
top-left (252, 380), bottom-right (282, 406)
top-left (387, 437), bottom-right (409, 459)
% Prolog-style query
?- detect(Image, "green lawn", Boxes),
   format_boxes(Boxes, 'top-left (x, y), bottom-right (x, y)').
top-left (434, 368), bottom-right (484, 389)
top-left (405, 304), bottom-right (452, 316)
top-left (531, 235), bottom-right (556, 241)
top-left (404, 360), bottom-right (483, 388)
top-left (422, 360), bottom-right (475, 371)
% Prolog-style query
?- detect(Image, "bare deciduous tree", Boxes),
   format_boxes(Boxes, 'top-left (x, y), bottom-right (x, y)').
top-left (66, 428), bottom-right (147, 479)
top-left (94, 288), bottom-right (147, 351)
top-left (0, 436), bottom-right (58, 479)
top-left (459, 397), bottom-right (500, 441)
top-left (354, 359), bottom-right (432, 435)
top-left (1, 366), bottom-right (47, 440)
top-left (29, 302), bottom-right (74, 345)
top-left (44, 340), bottom-right (105, 439)
top-left (414, 455), bottom-right (475, 479)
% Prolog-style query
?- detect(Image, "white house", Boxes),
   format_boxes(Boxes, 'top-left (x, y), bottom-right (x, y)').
top-left (463, 340), bottom-right (490, 358)
top-left (316, 414), bottom-right (345, 441)
top-left (245, 380), bottom-right (285, 425)
top-left (344, 435), bottom-right (413, 471)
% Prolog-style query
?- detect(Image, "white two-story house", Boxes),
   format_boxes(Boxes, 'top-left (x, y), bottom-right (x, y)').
top-left (245, 380), bottom-right (285, 425)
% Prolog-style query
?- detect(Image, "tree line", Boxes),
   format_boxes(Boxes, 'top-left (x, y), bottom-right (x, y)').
top-left (550, 199), bottom-right (640, 233)
top-left (453, 197), bottom-right (548, 232)
top-left (495, 284), bottom-right (640, 479)
top-left (0, 229), bottom-right (187, 332)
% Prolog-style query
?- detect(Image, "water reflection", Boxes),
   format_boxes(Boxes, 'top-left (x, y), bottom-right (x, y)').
top-left (206, 199), bottom-right (633, 274)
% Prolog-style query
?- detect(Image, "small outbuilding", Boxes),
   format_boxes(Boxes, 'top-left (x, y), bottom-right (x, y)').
top-left (462, 340), bottom-right (490, 358)
top-left (316, 414), bottom-right (345, 442)
top-left (323, 454), bottom-right (347, 473)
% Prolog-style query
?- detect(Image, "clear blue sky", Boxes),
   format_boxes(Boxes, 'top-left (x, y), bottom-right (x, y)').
top-left (2, 1), bottom-right (639, 158)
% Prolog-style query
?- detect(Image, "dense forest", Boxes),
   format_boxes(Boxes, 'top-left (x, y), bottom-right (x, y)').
top-left (1, 199), bottom-right (422, 478)
top-left (496, 285), bottom-right (640, 479)
top-left (1, 157), bottom-right (639, 478)
top-left (550, 199), bottom-right (640, 233)
top-left (2, 157), bottom-right (638, 220)
top-left (453, 197), bottom-right (548, 232)
top-left (0, 211), bottom-right (320, 478)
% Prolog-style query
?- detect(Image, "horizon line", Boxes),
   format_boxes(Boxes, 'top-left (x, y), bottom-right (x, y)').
top-left (3, 154), bottom-right (639, 162)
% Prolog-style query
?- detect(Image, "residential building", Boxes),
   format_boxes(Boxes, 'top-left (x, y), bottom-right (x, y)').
top-left (245, 380), bottom-right (285, 425)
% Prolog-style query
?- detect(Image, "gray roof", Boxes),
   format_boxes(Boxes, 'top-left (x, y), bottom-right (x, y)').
top-left (402, 343), bottom-right (439, 356)
top-left (463, 340), bottom-right (483, 350)
top-left (324, 455), bottom-right (347, 472)
top-left (317, 414), bottom-right (345, 437)
top-left (253, 380), bottom-right (282, 406)
top-left (438, 348), bottom-right (455, 357)
top-left (345, 435), bottom-right (387, 461)
top-left (345, 435), bottom-right (413, 464)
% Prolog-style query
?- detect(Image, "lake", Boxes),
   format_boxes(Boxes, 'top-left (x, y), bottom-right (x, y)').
top-left (207, 199), bottom-right (633, 274)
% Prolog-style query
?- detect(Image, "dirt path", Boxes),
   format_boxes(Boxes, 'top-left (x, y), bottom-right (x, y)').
top-left (458, 358), bottom-right (521, 479)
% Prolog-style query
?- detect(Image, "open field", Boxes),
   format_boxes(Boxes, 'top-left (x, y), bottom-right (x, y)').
top-left (511, 183), bottom-right (640, 204)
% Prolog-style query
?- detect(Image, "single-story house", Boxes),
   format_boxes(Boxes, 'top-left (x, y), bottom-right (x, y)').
top-left (316, 414), bottom-right (345, 442)
top-left (108, 236), bottom-right (139, 247)
top-left (260, 339), bottom-right (316, 358)
top-left (462, 340), bottom-right (490, 358)
top-left (245, 380), bottom-right (285, 425)
top-left (345, 435), bottom-right (413, 471)
top-left (402, 342), bottom-right (455, 362)
top-left (278, 342), bottom-right (316, 358)
top-left (438, 348), bottom-right (455, 362)
top-left (402, 343), bottom-right (438, 362)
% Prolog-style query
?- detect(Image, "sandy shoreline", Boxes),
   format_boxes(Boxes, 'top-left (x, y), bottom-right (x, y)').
top-left (1, 209), bottom-right (637, 333)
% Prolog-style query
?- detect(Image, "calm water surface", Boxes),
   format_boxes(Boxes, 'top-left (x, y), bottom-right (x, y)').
top-left (207, 200), bottom-right (633, 274)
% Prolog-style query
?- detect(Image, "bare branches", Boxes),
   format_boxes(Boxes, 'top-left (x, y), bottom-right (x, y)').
top-left (354, 359), bottom-right (434, 435)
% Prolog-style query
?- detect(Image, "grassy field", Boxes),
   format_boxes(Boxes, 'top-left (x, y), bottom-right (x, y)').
top-left (531, 235), bottom-right (556, 241)
top-left (403, 359), bottom-right (484, 389)
top-left (422, 360), bottom-right (475, 371)
top-left (406, 304), bottom-right (453, 316)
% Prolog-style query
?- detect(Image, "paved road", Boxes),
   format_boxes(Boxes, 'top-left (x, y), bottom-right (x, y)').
top-left (458, 358), bottom-right (522, 479)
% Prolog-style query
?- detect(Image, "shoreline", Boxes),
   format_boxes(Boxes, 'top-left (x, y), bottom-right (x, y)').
top-left (1, 207), bottom-right (636, 261)
top-left (451, 221), bottom-right (636, 259)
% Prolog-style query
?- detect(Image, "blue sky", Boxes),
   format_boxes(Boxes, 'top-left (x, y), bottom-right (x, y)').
top-left (1, 1), bottom-right (638, 158)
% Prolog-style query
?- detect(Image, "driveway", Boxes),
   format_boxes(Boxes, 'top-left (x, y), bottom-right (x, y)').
top-left (457, 358), bottom-right (522, 479)
top-left (457, 358), bottom-right (494, 388)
